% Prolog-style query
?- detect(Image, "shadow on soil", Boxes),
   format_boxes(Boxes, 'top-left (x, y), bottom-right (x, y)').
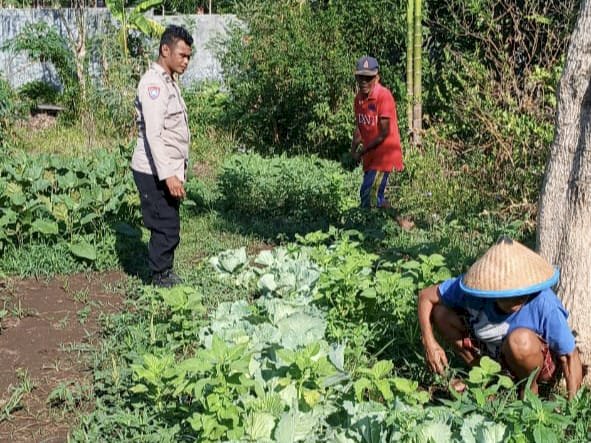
top-left (112, 222), bottom-right (150, 283)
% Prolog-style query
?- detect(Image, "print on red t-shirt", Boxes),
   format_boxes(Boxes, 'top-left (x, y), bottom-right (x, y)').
top-left (354, 83), bottom-right (403, 172)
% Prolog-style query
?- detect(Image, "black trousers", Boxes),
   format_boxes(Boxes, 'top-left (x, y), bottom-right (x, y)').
top-left (133, 170), bottom-right (180, 274)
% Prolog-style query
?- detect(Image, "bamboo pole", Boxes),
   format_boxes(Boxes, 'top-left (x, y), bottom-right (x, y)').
top-left (406, 0), bottom-right (414, 133)
top-left (412, 0), bottom-right (422, 146)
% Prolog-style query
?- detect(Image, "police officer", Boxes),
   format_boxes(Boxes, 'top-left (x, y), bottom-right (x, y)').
top-left (131, 25), bottom-right (193, 288)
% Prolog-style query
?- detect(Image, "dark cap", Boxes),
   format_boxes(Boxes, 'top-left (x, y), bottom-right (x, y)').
top-left (355, 56), bottom-right (379, 76)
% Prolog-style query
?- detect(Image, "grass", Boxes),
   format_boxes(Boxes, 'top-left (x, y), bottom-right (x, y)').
top-left (0, 369), bottom-right (34, 423)
top-left (0, 243), bottom-right (92, 277)
top-left (11, 119), bottom-right (127, 156)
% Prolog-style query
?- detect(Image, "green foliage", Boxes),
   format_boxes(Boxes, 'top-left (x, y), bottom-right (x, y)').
top-left (355, 360), bottom-right (429, 405)
top-left (2, 22), bottom-right (75, 84)
top-left (2, 22), bottom-right (79, 116)
top-left (87, 23), bottom-right (147, 138)
top-left (47, 381), bottom-right (91, 412)
top-left (396, 142), bottom-right (485, 222)
top-left (207, 227), bottom-right (451, 367)
top-left (209, 246), bottom-right (249, 275)
top-left (144, 285), bottom-right (207, 351)
top-left (425, 0), bottom-right (576, 211)
top-left (329, 0), bottom-right (408, 109)
top-left (0, 0), bottom-right (73, 5)
top-left (454, 356), bottom-right (515, 411)
top-left (161, 0), bottom-right (239, 14)
top-left (214, 0), bottom-right (574, 223)
top-left (183, 81), bottom-right (229, 139)
top-left (219, 0), bottom-right (354, 157)
top-left (306, 229), bottom-right (451, 361)
top-left (17, 80), bottom-right (60, 107)
top-left (105, 0), bottom-right (165, 57)
top-left (218, 0), bottom-right (409, 158)
top-left (0, 147), bottom-right (139, 263)
top-left (0, 369), bottom-right (33, 423)
top-left (217, 153), bottom-right (357, 223)
top-left (72, 233), bottom-right (591, 442)
top-left (0, 78), bottom-right (26, 149)
top-left (441, 358), bottom-right (581, 442)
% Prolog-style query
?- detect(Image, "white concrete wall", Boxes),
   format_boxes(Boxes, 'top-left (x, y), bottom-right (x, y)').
top-left (0, 8), bottom-right (236, 88)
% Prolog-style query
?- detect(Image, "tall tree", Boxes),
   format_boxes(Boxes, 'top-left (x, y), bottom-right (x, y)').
top-left (537, 0), bottom-right (591, 373)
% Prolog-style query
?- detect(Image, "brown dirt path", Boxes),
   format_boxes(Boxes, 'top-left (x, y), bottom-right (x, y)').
top-left (0, 271), bottom-right (127, 443)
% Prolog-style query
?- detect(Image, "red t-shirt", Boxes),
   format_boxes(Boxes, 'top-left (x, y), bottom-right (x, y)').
top-left (354, 83), bottom-right (403, 172)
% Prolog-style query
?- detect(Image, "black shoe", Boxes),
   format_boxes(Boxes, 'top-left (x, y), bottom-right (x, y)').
top-left (152, 269), bottom-right (183, 288)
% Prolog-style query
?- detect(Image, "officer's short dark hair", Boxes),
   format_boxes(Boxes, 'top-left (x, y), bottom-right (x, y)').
top-left (159, 25), bottom-right (193, 54)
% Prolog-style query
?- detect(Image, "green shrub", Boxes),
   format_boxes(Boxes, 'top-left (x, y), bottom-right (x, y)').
top-left (219, 1), bottom-right (355, 158)
top-left (394, 141), bottom-right (484, 223)
top-left (2, 22), bottom-right (80, 118)
top-left (0, 78), bottom-right (27, 149)
top-left (183, 81), bottom-right (229, 139)
top-left (18, 80), bottom-right (60, 106)
top-left (217, 153), bottom-right (357, 222)
top-left (425, 0), bottom-right (575, 210)
top-left (86, 23), bottom-right (152, 138)
top-left (329, 0), bottom-right (408, 116)
top-left (218, 0), bottom-right (410, 159)
top-left (88, 62), bottom-right (139, 138)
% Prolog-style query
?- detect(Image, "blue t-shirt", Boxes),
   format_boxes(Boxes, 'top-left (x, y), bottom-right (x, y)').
top-left (438, 277), bottom-right (575, 358)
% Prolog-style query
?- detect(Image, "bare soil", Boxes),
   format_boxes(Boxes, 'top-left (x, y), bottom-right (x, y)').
top-left (0, 272), bottom-right (126, 443)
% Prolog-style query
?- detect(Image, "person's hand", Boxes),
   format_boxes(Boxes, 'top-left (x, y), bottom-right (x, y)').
top-left (351, 147), bottom-right (363, 162)
top-left (165, 176), bottom-right (186, 199)
top-left (424, 340), bottom-right (448, 374)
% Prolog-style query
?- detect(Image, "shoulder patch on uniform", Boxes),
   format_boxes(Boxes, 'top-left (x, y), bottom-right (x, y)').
top-left (147, 86), bottom-right (160, 100)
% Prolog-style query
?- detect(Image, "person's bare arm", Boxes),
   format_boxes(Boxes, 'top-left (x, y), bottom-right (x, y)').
top-left (560, 348), bottom-right (583, 400)
top-left (359, 117), bottom-right (390, 156)
top-left (418, 285), bottom-right (449, 374)
top-left (351, 128), bottom-right (363, 159)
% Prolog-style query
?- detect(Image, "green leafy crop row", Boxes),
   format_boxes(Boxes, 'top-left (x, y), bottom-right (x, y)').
top-left (74, 231), bottom-right (591, 442)
top-left (0, 146), bottom-right (140, 261)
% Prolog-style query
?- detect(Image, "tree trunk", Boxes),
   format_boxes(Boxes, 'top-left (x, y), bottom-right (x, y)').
top-left (406, 0), bottom-right (414, 132)
top-left (412, 0), bottom-right (422, 146)
top-left (537, 0), bottom-right (591, 374)
top-left (74, 3), bottom-right (87, 104)
top-left (58, 4), bottom-right (87, 103)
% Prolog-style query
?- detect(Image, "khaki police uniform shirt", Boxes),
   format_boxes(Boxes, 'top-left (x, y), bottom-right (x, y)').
top-left (131, 62), bottom-right (190, 181)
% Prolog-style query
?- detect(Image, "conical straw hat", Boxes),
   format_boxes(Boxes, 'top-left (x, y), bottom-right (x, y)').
top-left (459, 236), bottom-right (559, 298)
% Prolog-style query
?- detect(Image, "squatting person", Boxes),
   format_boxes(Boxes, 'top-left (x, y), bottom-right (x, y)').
top-left (350, 55), bottom-right (403, 209)
top-left (131, 25), bottom-right (193, 288)
top-left (418, 236), bottom-right (583, 399)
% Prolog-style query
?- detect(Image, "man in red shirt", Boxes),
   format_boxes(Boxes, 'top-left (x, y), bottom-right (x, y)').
top-left (351, 56), bottom-right (403, 208)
